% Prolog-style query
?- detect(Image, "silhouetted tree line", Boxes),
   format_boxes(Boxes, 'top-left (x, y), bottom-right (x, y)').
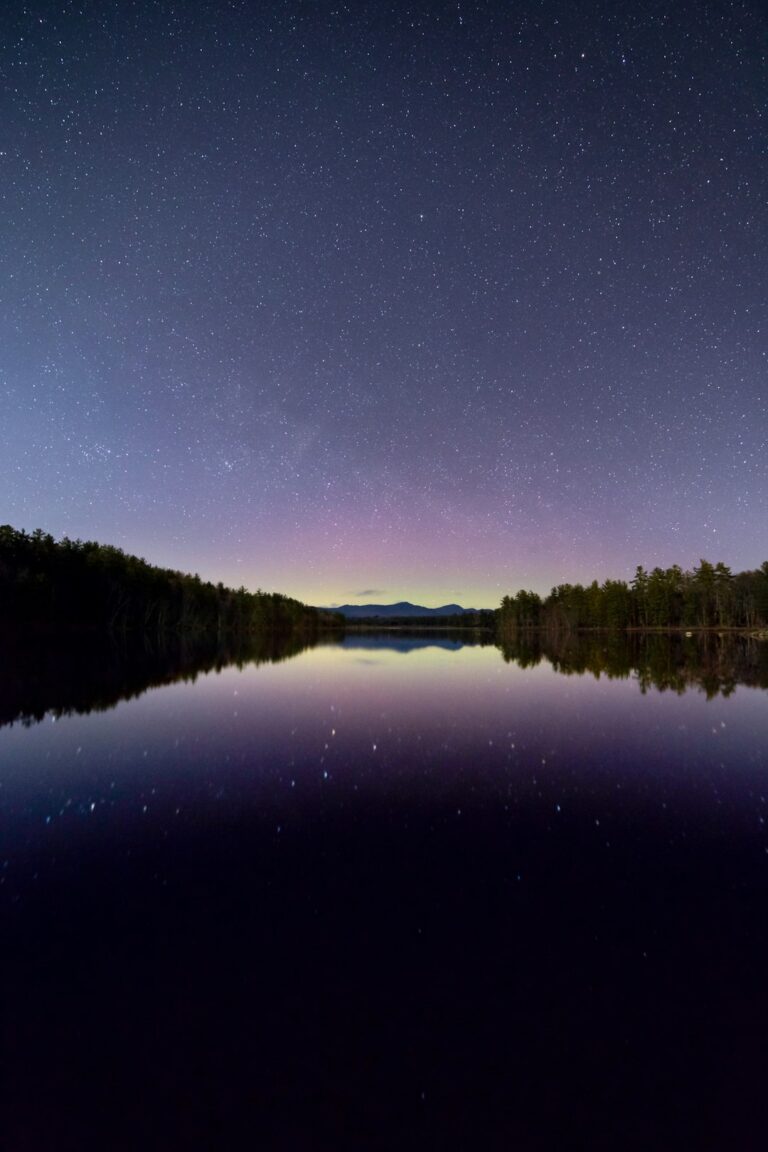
top-left (0, 525), bottom-right (331, 637)
top-left (499, 560), bottom-right (768, 634)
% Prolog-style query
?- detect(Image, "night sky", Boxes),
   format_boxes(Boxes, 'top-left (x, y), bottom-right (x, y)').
top-left (2, 1), bottom-right (765, 607)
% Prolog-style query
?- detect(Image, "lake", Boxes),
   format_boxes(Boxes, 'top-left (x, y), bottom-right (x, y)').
top-left (2, 632), bottom-right (767, 1149)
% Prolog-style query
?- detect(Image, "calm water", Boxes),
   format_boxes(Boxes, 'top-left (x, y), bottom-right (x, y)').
top-left (2, 633), bottom-right (768, 1149)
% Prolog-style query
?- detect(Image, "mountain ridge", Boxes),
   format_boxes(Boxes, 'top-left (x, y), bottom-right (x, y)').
top-left (324, 601), bottom-right (485, 619)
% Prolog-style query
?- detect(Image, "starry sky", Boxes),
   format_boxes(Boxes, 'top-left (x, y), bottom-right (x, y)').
top-left (2, 0), bottom-right (765, 608)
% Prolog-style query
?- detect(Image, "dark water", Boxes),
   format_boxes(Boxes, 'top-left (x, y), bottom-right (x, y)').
top-left (2, 633), bottom-right (768, 1149)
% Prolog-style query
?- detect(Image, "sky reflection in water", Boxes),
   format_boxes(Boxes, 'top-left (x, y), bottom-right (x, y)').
top-left (2, 634), bottom-right (768, 1147)
top-left (1, 634), bottom-right (767, 855)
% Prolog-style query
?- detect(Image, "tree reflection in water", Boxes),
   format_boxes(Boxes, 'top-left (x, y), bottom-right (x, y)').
top-left (498, 631), bottom-right (768, 698)
top-left (1, 629), bottom-right (766, 730)
top-left (0, 631), bottom-right (338, 730)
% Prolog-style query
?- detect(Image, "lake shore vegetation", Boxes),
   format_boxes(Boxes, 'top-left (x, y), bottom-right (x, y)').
top-left (499, 561), bottom-right (768, 635)
top-left (2, 526), bottom-right (766, 640)
top-left (0, 524), bottom-right (340, 638)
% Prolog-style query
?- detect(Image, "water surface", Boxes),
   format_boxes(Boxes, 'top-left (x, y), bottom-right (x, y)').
top-left (2, 633), bottom-right (767, 1148)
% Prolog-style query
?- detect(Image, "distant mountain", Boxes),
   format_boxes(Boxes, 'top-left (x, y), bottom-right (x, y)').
top-left (326, 602), bottom-right (483, 619)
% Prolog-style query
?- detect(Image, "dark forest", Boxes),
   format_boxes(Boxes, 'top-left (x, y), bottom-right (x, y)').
top-left (2, 526), bottom-right (767, 638)
top-left (499, 561), bottom-right (768, 634)
top-left (0, 525), bottom-right (331, 637)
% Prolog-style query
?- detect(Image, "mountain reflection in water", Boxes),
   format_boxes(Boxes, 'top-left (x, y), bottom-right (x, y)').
top-left (2, 630), bottom-right (766, 730)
